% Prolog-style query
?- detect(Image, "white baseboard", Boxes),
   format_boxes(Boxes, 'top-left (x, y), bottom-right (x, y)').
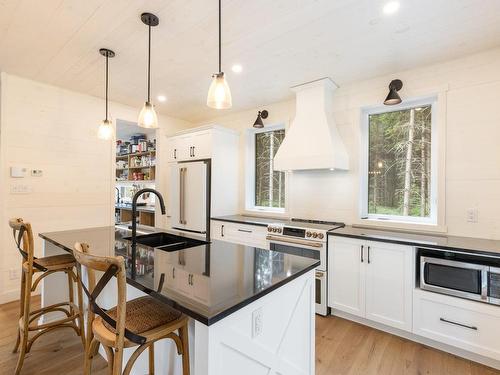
top-left (331, 309), bottom-right (500, 370)
top-left (0, 289), bottom-right (21, 305)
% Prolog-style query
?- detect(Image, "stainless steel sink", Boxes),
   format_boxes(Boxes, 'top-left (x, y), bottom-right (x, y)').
top-left (125, 232), bottom-right (208, 252)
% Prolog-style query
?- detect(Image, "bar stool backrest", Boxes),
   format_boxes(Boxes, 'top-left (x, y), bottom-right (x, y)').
top-left (8, 218), bottom-right (40, 271)
top-left (73, 242), bottom-right (146, 346)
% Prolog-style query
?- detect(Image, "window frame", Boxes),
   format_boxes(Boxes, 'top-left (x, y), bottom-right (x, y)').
top-left (245, 123), bottom-right (287, 214)
top-left (360, 96), bottom-right (438, 225)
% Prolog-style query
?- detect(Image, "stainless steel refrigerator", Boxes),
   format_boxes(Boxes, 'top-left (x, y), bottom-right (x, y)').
top-left (168, 160), bottom-right (210, 234)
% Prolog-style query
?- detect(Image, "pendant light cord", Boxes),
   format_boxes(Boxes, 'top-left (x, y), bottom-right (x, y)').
top-left (105, 54), bottom-right (109, 121)
top-left (147, 24), bottom-right (151, 103)
top-left (218, 0), bottom-right (221, 73)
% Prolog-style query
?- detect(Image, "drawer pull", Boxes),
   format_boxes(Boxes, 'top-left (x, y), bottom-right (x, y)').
top-left (237, 229), bottom-right (253, 233)
top-left (360, 245), bottom-right (364, 263)
top-left (439, 317), bottom-right (478, 331)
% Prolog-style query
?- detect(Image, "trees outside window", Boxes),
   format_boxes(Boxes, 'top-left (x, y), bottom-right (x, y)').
top-left (366, 104), bottom-right (434, 221)
top-left (254, 128), bottom-right (286, 209)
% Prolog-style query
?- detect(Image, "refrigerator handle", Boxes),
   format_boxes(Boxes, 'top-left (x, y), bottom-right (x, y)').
top-left (179, 168), bottom-right (185, 224)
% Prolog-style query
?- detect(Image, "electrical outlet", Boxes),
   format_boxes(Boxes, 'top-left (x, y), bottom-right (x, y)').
top-left (252, 307), bottom-right (263, 338)
top-left (466, 208), bottom-right (478, 223)
top-left (9, 269), bottom-right (19, 280)
top-left (10, 184), bottom-right (31, 194)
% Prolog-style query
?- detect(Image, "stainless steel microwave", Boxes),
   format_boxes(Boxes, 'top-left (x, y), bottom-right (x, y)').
top-left (419, 248), bottom-right (500, 306)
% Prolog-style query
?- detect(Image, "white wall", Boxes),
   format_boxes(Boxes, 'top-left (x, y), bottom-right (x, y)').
top-left (0, 73), bottom-right (191, 303)
top-left (196, 47), bottom-right (500, 240)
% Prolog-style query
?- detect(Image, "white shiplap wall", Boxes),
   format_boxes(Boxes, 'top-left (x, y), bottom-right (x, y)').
top-left (195, 47), bottom-right (500, 240)
top-left (0, 73), bottom-right (191, 303)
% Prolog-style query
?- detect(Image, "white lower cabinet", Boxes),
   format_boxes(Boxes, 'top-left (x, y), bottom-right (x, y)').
top-left (365, 241), bottom-right (413, 331)
top-left (329, 236), bottom-right (365, 317)
top-left (414, 289), bottom-right (500, 360)
top-left (211, 220), bottom-right (268, 249)
top-left (328, 236), bottom-right (414, 332)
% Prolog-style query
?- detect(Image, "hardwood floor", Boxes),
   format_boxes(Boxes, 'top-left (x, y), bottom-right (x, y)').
top-left (316, 315), bottom-right (500, 375)
top-left (1, 298), bottom-right (498, 374)
top-left (0, 297), bottom-right (107, 375)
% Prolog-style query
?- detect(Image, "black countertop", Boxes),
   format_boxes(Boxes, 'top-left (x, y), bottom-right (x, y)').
top-left (211, 215), bottom-right (290, 227)
top-left (329, 225), bottom-right (500, 256)
top-left (39, 226), bottom-right (319, 325)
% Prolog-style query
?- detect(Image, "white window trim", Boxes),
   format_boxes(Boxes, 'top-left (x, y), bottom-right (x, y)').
top-left (245, 123), bottom-right (287, 215)
top-left (359, 96), bottom-right (439, 226)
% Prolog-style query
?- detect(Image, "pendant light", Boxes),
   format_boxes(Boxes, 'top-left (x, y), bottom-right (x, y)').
top-left (138, 13), bottom-right (159, 129)
top-left (98, 48), bottom-right (115, 140)
top-left (384, 79), bottom-right (403, 105)
top-left (253, 110), bottom-right (268, 128)
top-left (207, 0), bottom-right (232, 109)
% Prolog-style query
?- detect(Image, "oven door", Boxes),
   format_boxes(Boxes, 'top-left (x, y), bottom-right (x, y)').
top-left (266, 235), bottom-right (325, 271)
top-left (420, 256), bottom-right (488, 302)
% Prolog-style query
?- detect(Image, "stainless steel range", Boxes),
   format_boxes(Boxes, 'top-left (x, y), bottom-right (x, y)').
top-left (266, 218), bottom-right (345, 316)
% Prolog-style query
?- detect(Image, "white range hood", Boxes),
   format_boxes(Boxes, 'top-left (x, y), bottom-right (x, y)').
top-left (273, 78), bottom-right (349, 171)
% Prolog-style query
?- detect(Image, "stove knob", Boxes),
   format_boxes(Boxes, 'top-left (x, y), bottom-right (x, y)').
top-left (312, 232), bottom-right (318, 238)
top-left (306, 231), bottom-right (312, 237)
top-left (273, 228), bottom-right (278, 233)
top-left (267, 227), bottom-right (272, 232)
top-left (318, 233), bottom-right (324, 239)
top-left (277, 227), bottom-right (282, 233)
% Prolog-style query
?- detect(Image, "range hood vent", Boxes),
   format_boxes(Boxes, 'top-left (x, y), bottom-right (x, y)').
top-left (273, 78), bottom-right (349, 171)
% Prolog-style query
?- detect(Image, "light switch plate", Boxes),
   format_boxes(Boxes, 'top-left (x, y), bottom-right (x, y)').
top-left (10, 166), bottom-right (27, 178)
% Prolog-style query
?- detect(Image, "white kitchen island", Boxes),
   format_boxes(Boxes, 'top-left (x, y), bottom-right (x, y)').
top-left (40, 226), bottom-right (317, 375)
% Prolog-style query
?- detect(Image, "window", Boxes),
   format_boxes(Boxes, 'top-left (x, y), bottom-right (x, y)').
top-left (362, 99), bottom-right (436, 223)
top-left (247, 125), bottom-right (286, 212)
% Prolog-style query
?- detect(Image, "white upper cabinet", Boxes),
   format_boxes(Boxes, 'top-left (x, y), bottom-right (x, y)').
top-left (168, 129), bottom-right (213, 162)
top-left (328, 236), bottom-right (414, 332)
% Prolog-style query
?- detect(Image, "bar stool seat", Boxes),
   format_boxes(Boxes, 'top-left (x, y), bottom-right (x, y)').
top-left (93, 296), bottom-right (188, 349)
top-left (23, 253), bottom-right (76, 272)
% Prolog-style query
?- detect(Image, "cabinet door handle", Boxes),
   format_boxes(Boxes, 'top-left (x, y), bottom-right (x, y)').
top-left (238, 229), bottom-right (252, 233)
top-left (193, 146), bottom-right (196, 157)
top-left (221, 224), bottom-right (224, 237)
top-left (174, 148), bottom-right (177, 159)
top-left (360, 245), bottom-right (364, 263)
top-left (440, 317), bottom-right (477, 331)
top-left (172, 267), bottom-right (175, 279)
top-left (367, 246), bottom-right (371, 264)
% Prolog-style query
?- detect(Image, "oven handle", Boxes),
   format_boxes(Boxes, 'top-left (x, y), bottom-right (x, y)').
top-left (266, 235), bottom-right (323, 248)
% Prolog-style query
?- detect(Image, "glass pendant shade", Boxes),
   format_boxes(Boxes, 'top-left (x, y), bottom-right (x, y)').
top-left (207, 73), bottom-right (232, 109)
top-left (98, 118), bottom-right (113, 140)
top-left (138, 101), bottom-right (158, 129)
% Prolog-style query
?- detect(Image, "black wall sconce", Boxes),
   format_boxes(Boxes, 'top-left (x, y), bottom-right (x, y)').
top-left (384, 79), bottom-right (403, 105)
top-left (253, 110), bottom-right (269, 128)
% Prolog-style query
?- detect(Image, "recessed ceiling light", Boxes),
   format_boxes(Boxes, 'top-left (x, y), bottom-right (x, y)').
top-left (383, 1), bottom-right (400, 15)
top-left (231, 64), bottom-right (243, 73)
top-left (157, 95), bottom-right (167, 102)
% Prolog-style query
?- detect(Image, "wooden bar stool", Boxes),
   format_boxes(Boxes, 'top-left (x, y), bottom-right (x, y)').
top-left (73, 242), bottom-right (190, 375)
top-left (9, 218), bottom-right (85, 375)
